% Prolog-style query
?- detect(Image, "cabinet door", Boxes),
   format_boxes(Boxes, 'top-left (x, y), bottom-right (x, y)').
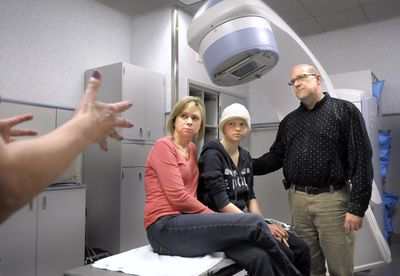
top-left (0, 201), bottom-right (37, 276)
top-left (36, 188), bottom-right (86, 276)
top-left (120, 167), bottom-right (147, 252)
top-left (122, 64), bottom-right (147, 140)
top-left (146, 71), bottom-right (165, 140)
top-left (0, 102), bottom-right (56, 140)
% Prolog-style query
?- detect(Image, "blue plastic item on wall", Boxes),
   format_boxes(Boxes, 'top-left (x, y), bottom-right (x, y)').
top-left (372, 80), bottom-right (385, 103)
top-left (383, 192), bottom-right (399, 240)
top-left (379, 130), bottom-right (391, 183)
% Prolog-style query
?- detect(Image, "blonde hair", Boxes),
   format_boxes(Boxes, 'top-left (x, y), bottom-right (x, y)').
top-left (167, 96), bottom-right (205, 141)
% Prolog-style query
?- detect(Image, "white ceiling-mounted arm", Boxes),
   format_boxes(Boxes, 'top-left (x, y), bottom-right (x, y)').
top-left (187, 0), bottom-right (279, 86)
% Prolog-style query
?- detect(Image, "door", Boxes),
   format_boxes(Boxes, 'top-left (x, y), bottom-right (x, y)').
top-left (36, 188), bottom-right (86, 276)
top-left (146, 71), bottom-right (165, 140)
top-left (122, 64), bottom-right (146, 140)
top-left (0, 201), bottom-right (37, 276)
top-left (120, 167), bottom-right (147, 252)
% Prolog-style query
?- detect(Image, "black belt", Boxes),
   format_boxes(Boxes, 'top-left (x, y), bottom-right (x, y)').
top-left (293, 184), bottom-right (344, 195)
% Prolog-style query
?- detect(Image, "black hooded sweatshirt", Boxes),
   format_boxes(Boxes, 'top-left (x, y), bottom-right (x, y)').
top-left (197, 139), bottom-right (256, 212)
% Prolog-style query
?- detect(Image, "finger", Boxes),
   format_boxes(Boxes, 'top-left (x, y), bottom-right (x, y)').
top-left (282, 237), bottom-right (289, 247)
top-left (5, 114), bottom-right (34, 126)
top-left (354, 221), bottom-right (362, 231)
top-left (98, 139), bottom-right (108, 151)
top-left (344, 221), bottom-right (351, 234)
top-left (10, 129), bottom-right (38, 137)
top-left (109, 100), bottom-right (133, 114)
top-left (81, 71), bottom-right (101, 105)
top-left (114, 117), bottom-right (133, 128)
top-left (109, 130), bottom-right (123, 141)
top-left (275, 228), bottom-right (286, 238)
top-left (282, 230), bottom-right (289, 239)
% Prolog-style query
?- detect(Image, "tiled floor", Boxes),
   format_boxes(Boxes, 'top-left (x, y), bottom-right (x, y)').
top-left (355, 242), bottom-right (400, 276)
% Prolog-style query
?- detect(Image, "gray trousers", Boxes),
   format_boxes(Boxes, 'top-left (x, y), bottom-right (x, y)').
top-left (289, 186), bottom-right (355, 276)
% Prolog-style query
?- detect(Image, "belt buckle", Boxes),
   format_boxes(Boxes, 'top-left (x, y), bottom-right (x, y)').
top-left (304, 186), bottom-right (318, 195)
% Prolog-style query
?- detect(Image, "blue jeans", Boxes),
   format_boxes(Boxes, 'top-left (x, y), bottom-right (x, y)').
top-left (146, 212), bottom-right (301, 276)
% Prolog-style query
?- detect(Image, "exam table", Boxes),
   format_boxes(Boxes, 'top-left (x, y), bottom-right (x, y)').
top-left (64, 245), bottom-right (244, 276)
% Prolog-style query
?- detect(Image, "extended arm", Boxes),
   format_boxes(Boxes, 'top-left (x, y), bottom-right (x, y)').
top-left (0, 71), bottom-right (132, 223)
top-left (252, 123), bottom-right (286, 175)
top-left (344, 105), bottom-right (373, 232)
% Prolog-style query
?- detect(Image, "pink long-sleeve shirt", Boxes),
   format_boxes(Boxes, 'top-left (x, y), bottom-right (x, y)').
top-left (144, 137), bottom-right (214, 229)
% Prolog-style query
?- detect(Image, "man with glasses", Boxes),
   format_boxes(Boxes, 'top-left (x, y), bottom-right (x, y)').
top-left (252, 64), bottom-right (373, 276)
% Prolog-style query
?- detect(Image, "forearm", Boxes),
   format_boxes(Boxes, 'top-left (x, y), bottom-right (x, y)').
top-left (252, 154), bottom-right (282, 175)
top-left (220, 202), bottom-right (243, 213)
top-left (0, 117), bottom-right (92, 222)
top-left (248, 198), bottom-right (264, 216)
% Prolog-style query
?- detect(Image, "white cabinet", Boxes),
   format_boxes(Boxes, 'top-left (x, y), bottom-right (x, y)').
top-left (84, 135), bottom-right (155, 254)
top-left (0, 188), bottom-right (86, 276)
top-left (85, 62), bottom-right (165, 141)
top-left (84, 63), bottom-right (165, 255)
top-left (119, 142), bottom-right (152, 252)
top-left (120, 167), bottom-right (147, 252)
top-left (0, 201), bottom-right (37, 276)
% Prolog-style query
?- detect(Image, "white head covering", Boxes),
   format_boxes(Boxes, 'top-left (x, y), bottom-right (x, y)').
top-left (219, 103), bottom-right (251, 132)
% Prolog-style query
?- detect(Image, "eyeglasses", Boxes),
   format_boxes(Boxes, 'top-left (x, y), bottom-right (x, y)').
top-left (288, 73), bottom-right (318, 86)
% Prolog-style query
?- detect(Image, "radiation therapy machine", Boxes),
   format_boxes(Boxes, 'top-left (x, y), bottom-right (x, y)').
top-left (65, 0), bottom-right (390, 275)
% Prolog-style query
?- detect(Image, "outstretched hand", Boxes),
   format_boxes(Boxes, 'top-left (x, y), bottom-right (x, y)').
top-left (75, 70), bottom-right (133, 151)
top-left (0, 114), bottom-right (38, 143)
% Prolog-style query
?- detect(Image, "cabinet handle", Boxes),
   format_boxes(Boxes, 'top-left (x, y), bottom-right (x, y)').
top-left (29, 201), bottom-right (33, 211)
top-left (42, 196), bottom-right (47, 210)
top-left (139, 172), bottom-right (142, 181)
top-left (139, 127), bottom-right (143, 138)
top-left (148, 128), bottom-right (151, 138)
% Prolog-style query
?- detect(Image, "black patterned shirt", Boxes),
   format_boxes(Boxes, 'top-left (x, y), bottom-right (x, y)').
top-left (252, 93), bottom-right (373, 217)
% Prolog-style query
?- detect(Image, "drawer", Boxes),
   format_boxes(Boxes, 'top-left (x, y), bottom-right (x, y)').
top-left (121, 143), bottom-right (153, 167)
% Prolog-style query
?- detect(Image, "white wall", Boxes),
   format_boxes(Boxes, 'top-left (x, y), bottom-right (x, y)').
top-left (303, 17), bottom-right (400, 116)
top-left (130, 5), bottom-right (172, 109)
top-left (0, 0), bottom-right (132, 108)
top-left (303, 17), bottom-right (400, 234)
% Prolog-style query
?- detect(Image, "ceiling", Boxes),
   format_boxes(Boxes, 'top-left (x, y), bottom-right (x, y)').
top-left (96, 0), bottom-right (400, 37)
